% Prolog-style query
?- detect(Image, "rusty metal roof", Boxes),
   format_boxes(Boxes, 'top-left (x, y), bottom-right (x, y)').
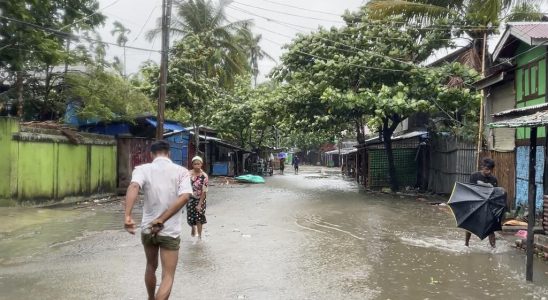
top-left (493, 103), bottom-right (548, 117)
top-left (489, 103), bottom-right (548, 128)
top-left (489, 110), bottom-right (548, 128)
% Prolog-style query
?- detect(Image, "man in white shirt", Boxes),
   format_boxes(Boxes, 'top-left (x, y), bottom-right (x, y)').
top-left (124, 140), bottom-right (193, 300)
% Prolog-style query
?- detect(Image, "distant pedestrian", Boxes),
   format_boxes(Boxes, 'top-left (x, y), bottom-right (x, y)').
top-left (124, 140), bottom-right (192, 300)
top-left (465, 157), bottom-right (499, 248)
top-left (279, 157), bottom-right (285, 175)
top-left (292, 155), bottom-right (300, 175)
top-left (186, 156), bottom-right (209, 239)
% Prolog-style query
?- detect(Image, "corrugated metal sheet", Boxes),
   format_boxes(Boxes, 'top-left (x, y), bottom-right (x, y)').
top-left (490, 110), bottom-right (548, 128)
top-left (515, 146), bottom-right (544, 210)
top-left (486, 83), bottom-right (516, 151)
top-left (512, 23), bottom-right (548, 40)
top-left (117, 137), bottom-right (153, 189)
top-left (166, 131), bottom-right (189, 167)
top-left (428, 135), bottom-right (476, 194)
top-left (493, 103), bottom-right (548, 117)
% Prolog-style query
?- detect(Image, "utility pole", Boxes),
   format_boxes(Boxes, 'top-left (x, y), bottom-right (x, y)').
top-left (156, 0), bottom-right (172, 140)
top-left (476, 31), bottom-right (488, 167)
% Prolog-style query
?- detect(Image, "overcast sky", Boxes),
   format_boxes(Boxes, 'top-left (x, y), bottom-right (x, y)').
top-left (96, 0), bottom-right (365, 81)
top-left (95, 0), bottom-right (548, 81)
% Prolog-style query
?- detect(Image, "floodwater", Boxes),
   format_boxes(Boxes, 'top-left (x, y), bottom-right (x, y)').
top-left (1, 166), bottom-right (548, 300)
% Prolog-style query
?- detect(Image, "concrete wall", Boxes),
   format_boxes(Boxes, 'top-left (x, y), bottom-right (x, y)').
top-left (0, 117), bottom-right (116, 203)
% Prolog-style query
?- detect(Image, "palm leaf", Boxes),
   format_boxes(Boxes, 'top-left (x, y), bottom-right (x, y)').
top-left (367, 0), bottom-right (457, 24)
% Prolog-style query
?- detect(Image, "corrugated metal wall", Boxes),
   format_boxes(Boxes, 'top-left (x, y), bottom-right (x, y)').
top-left (515, 146), bottom-right (544, 210)
top-left (117, 137), bottom-right (153, 189)
top-left (0, 118), bottom-right (117, 203)
top-left (428, 135), bottom-right (476, 194)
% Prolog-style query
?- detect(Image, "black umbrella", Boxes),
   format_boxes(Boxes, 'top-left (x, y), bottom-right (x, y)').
top-left (447, 182), bottom-right (507, 240)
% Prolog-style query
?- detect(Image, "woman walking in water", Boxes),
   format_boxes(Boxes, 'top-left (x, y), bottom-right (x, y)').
top-left (187, 156), bottom-right (209, 239)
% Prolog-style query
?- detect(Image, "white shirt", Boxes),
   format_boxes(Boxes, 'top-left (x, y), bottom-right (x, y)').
top-left (130, 156), bottom-right (193, 238)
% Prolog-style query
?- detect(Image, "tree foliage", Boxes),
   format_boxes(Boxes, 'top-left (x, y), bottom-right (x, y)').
top-left (272, 12), bottom-right (480, 190)
top-left (147, 0), bottom-right (252, 87)
top-left (0, 0), bottom-right (106, 119)
top-left (63, 68), bottom-right (154, 122)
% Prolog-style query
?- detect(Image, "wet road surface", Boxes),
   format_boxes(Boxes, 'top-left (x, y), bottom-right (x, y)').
top-left (1, 167), bottom-right (548, 299)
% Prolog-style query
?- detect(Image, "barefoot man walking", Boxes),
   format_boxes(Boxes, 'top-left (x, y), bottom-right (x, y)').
top-left (124, 140), bottom-right (193, 300)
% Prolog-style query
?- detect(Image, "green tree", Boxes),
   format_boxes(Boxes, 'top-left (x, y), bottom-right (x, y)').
top-left (147, 0), bottom-right (251, 87)
top-left (166, 35), bottom-right (219, 155)
top-left (110, 21), bottom-right (131, 77)
top-left (236, 24), bottom-right (275, 86)
top-left (366, 0), bottom-right (543, 70)
top-left (0, 0), bottom-right (105, 119)
top-left (274, 14), bottom-right (480, 191)
top-left (63, 68), bottom-right (154, 121)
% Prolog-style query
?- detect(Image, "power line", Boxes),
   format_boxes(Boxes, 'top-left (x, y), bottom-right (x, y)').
top-left (490, 40), bottom-right (548, 70)
top-left (231, 1), bottom-right (344, 24)
top-left (239, 29), bottom-right (410, 73)
top-left (132, 5), bottom-right (160, 43)
top-left (226, 10), bottom-right (436, 66)
top-left (59, 0), bottom-right (122, 31)
top-left (255, 0), bottom-right (341, 17)
top-left (231, 0), bottom-right (505, 31)
top-left (0, 15), bottom-right (161, 53)
top-left (226, 4), bottom-right (463, 42)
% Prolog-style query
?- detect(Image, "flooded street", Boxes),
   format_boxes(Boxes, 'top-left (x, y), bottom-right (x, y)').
top-left (1, 167), bottom-right (548, 299)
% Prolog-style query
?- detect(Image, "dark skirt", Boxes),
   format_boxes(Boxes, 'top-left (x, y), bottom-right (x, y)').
top-left (187, 197), bottom-right (207, 226)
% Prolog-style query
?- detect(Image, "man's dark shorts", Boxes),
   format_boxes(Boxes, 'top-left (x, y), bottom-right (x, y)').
top-left (141, 233), bottom-right (181, 250)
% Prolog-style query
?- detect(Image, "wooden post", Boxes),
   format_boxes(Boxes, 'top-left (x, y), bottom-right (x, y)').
top-left (476, 32), bottom-right (488, 167)
top-left (156, 0), bottom-right (172, 140)
top-left (526, 126), bottom-right (538, 282)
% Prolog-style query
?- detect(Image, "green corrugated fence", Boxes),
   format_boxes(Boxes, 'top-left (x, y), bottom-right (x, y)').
top-left (0, 117), bottom-right (117, 204)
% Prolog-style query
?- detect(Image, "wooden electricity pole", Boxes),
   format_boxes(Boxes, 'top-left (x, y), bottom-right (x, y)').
top-left (156, 0), bottom-right (172, 140)
top-left (476, 31), bottom-right (488, 167)
top-left (526, 127), bottom-right (538, 281)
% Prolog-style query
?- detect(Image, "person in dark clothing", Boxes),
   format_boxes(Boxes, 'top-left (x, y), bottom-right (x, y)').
top-left (465, 157), bottom-right (498, 248)
top-left (292, 155), bottom-right (300, 175)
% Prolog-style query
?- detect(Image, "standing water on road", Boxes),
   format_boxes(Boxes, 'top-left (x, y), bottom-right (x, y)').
top-left (1, 169), bottom-right (548, 299)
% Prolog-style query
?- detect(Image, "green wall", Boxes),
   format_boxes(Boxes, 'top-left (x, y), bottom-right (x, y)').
top-left (0, 118), bottom-right (19, 198)
top-left (0, 118), bottom-right (117, 203)
top-left (367, 148), bottom-right (417, 188)
top-left (515, 43), bottom-right (547, 140)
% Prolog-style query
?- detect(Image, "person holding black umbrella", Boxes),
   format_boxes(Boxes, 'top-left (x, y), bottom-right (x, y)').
top-left (465, 158), bottom-right (498, 248)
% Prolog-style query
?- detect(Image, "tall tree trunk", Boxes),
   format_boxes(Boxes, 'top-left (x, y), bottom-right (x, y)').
top-left (256, 129), bottom-right (265, 149)
top-left (16, 71), bottom-right (24, 119)
top-left (355, 119), bottom-right (365, 144)
top-left (382, 118), bottom-right (400, 191)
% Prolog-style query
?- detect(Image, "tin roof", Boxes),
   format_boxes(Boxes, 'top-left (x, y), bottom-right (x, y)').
top-left (489, 110), bottom-right (548, 128)
top-left (356, 130), bottom-right (428, 147)
top-left (489, 103), bottom-right (548, 128)
top-left (493, 22), bottom-right (548, 61)
top-left (493, 103), bottom-right (548, 118)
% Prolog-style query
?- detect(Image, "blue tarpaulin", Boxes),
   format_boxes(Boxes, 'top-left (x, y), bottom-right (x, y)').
top-left (145, 117), bottom-right (187, 133)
